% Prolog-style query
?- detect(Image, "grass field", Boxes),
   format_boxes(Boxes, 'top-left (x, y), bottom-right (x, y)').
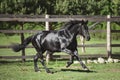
top-left (0, 60), bottom-right (120, 80)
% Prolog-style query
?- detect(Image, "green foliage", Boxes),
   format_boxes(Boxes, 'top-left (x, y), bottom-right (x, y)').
top-left (0, 0), bottom-right (120, 39)
top-left (0, 0), bottom-right (119, 15)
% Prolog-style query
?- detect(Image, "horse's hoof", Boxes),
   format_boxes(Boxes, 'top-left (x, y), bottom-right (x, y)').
top-left (47, 71), bottom-right (54, 74)
top-left (46, 70), bottom-right (54, 74)
top-left (48, 71), bottom-right (54, 74)
top-left (35, 70), bottom-right (41, 72)
top-left (66, 64), bottom-right (70, 68)
top-left (84, 68), bottom-right (90, 71)
top-left (66, 65), bottom-right (69, 68)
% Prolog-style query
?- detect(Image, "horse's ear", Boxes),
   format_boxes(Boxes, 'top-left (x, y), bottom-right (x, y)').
top-left (81, 20), bottom-right (84, 24)
top-left (82, 19), bottom-right (84, 22)
top-left (81, 20), bottom-right (88, 24)
top-left (85, 20), bottom-right (88, 24)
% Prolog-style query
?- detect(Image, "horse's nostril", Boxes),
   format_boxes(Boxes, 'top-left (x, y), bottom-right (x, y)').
top-left (86, 36), bottom-right (90, 41)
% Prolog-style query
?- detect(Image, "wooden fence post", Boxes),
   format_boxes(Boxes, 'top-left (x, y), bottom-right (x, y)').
top-left (45, 14), bottom-right (53, 64)
top-left (80, 35), bottom-right (85, 53)
top-left (20, 23), bottom-right (25, 62)
top-left (107, 15), bottom-right (112, 58)
top-left (45, 14), bottom-right (50, 30)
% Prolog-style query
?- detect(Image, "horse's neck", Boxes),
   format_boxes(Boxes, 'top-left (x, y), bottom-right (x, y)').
top-left (61, 23), bottom-right (80, 38)
top-left (68, 25), bottom-right (79, 37)
top-left (64, 29), bottom-right (72, 38)
top-left (64, 29), bottom-right (78, 41)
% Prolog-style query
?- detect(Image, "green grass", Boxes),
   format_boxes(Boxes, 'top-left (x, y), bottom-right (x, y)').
top-left (0, 61), bottom-right (120, 80)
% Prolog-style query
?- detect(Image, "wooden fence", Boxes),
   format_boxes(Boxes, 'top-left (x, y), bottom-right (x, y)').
top-left (0, 14), bottom-right (120, 61)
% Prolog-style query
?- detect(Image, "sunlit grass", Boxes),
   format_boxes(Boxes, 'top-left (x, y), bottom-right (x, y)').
top-left (0, 61), bottom-right (120, 80)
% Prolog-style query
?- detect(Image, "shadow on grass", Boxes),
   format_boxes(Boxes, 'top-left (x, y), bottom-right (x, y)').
top-left (0, 60), bottom-right (33, 64)
top-left (60, 68), bottom-right (97, 73)
top-left (0, 60), bottom-right (97, 73)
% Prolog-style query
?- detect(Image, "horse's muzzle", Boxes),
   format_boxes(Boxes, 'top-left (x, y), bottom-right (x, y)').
top-left (86, 36), bottom-right (91, 41)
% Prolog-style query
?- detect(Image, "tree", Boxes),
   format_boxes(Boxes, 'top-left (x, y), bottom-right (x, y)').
top-left (0, 0), bottom-right (119, 37)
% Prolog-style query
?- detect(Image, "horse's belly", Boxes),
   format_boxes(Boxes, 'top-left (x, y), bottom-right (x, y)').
top-left (42, 40), bottom-right (61, 52)
top-left (45, 46), bottom-right (61, 52)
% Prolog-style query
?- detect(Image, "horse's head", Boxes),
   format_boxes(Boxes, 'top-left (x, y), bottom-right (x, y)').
top-left (63, 20), bottom-right (90, 41)
top-left (78, 20), bottom-right (90, 41)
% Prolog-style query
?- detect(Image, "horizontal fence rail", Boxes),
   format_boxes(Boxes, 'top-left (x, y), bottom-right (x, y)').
top-left (0, 44), bottom-right (106, 48)
top-left (0, 54), bottom-right (108, 59)
top-left (0, 54), bottom-right (120, 60)
top-left (0, 30), bottom-right (120, 34)
top-left (0, 54), bottom-right (108, 60)
top-left (0, 14), bottom-right (120, 22)
top-left (0, 44), bottom-right (119, 49)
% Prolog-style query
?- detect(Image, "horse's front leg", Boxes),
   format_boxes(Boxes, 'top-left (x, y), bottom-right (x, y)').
top-left (62, 48), bottom-right (74, 68)
top-left (74, 50), bottom-right (89, 71)
top-left (66, 55), bottom-right (74, 68)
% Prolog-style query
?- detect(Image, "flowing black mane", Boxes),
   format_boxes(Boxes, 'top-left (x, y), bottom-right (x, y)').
top-left (61, 20), bottom-right (82, 29)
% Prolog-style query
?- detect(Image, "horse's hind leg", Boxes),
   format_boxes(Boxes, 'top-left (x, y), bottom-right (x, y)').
top-left (74, 50), bottom-right (89, 71)
top-left (34, 53), bottom-right (40, 72)
top-left (40, 59), bottom-right (52, 73)
top-left (39, 53), bottom-right (53, 73)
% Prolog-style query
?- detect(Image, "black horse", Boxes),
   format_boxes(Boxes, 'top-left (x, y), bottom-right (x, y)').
top-left (12, 20), bottom-right (90, 73)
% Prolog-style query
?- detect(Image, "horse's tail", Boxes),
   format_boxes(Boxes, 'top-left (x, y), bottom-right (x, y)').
top-left (12, 35), bottom-right (33, 52)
